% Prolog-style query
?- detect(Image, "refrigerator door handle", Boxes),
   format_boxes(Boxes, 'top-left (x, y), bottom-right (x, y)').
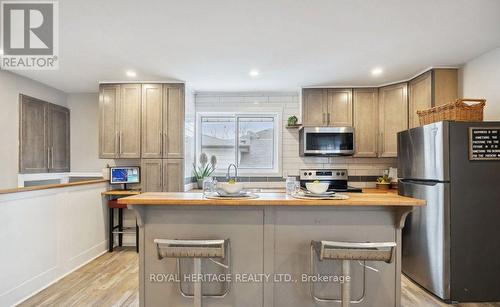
top-left (399, 179), bottom-right (440, 186)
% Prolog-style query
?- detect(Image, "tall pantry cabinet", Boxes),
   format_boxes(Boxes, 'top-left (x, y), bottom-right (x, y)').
top-left (99, 83), bottom-right (185, 192)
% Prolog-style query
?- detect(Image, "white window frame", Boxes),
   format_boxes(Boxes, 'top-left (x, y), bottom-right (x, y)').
top-left (196, 112), bottom-right (282, 177)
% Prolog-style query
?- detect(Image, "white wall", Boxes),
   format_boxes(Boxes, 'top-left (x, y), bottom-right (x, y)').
top-left (0, 182), bottom-right (108, 306)
top-left (195, 92), bottom-right (397, 188)
top-left (460, 46), bottom-right (500, 120)
top-left (0, 71), bottom-right (67, 189)
top-left (67, 93), bottom-right (108, 171)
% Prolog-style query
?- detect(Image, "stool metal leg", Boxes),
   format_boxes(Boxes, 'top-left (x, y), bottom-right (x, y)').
top-left (341, 260), bottom-right (351, 307)
top-left (118, 208), bottom-right (123, 246)
top-left (108, 207), bottom-right (114, 252)
top-left (193, 258), bottom-right (202, 307)
top-left (135, 219), bottom-right (139, 253)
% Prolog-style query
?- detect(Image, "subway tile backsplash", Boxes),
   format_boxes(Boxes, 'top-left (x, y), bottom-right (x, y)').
top-left (195, 92), bottom-right (397, 186)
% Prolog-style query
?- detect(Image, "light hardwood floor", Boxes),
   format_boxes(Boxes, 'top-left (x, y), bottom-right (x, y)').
top-left (18, 248), bottom-right (500, 307)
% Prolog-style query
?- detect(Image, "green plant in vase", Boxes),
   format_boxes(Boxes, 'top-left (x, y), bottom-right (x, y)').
top-left (287, 115), bottom-right (298, 127)
top-left (193, 153), bottom-right (217, 188)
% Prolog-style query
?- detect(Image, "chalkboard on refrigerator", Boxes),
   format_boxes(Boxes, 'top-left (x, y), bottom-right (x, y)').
top-left (469, 127), bottom-right (500, 160)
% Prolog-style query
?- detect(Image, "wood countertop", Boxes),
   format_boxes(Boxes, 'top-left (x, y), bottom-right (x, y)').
top-left (118, 191), bottom-right (424, 207)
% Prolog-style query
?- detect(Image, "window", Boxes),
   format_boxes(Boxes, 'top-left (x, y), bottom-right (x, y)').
top-left (197, 113), bottom-right (281, 176)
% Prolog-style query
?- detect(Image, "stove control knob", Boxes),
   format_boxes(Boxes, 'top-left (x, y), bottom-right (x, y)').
top-left (336, 172), bottom-right (340, 176)
top-left (303, 172), bottom-right (308, 176)
top-left (341, 172), bottom-right (345, 176)
top-left (308, 172), bottom-right (312, 176)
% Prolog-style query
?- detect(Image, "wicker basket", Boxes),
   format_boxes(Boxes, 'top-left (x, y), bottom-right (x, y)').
top-left (417, 98), bottom-right (486, 126)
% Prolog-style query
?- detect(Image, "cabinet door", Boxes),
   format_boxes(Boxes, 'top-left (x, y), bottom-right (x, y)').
top-left (99, 85), bottom-right (119, 158)
top-left (327, 89), bottom-right (352, 126)
top-left (47, 104), bottom-right (70, 172)
top-left (141, 159), bottom-right (163, 192)
top-left (118, 84), bottom-right (142, 158)
top-left (433, 69), bottom-right (458, 107)
top-left (353, 89), bottom-right (378, 157)
top-left (19, 95), bottom-right (48, 173)
top-left (162, 159), bottom-right (184, 192)
top-left (408, 71), bottom-right (432, 128)
top-left (163, 84), bottom-right (185, 159)
top-left (379, 83), bottom-right (408, 157)
top-left (302, 89), bottom-right (327, 126)
top-left (141, 84), bottom-right (163, 158)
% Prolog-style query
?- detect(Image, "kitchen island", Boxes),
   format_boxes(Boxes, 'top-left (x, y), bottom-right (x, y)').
top-left (118, 192), bottom-right (424, 307)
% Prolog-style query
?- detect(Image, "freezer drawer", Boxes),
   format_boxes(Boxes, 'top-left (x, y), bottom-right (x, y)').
top-left (399, 180), bottom-right (450, 300)
top-left (398, 121), bottom-right (450, 181)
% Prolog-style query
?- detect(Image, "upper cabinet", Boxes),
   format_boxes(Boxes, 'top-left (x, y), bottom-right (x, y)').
top-left (141, 84), bottom-right (163, 158)
top-left (163, 84), bottom-right (185, 159)
top-left (47, 103), bottom-right (71, 172)
top-left (301, 68), bottom-right (457, 158)
top-left (353, 88), bottom-right (378, 157)
top-left (408, 69), bottom-right (458, 128)
top-left (327, 89), bottom-right (353, 126)
top-left (378, 83), bottom-right (408, 157)
top-left (99, 85), bottom-right (120, 158)
top-left (433, 69), bottom-right (458, 107)
top-left (118, 84), bottom-right (142, 158)
top-left (99, 83), bottom-right (185, 160)
top-left (99, 83), bottom-right (141, 158)
top-left (408, 71), bottom-right (432, 128)
top-left (302, 88), bottom-right (327, 126)
top-left (140, 84), bottom-right (185, 159)
top-left (302, 88), bottom-right (352, 126)
top-left (19, 95), bottom-right (70, 173)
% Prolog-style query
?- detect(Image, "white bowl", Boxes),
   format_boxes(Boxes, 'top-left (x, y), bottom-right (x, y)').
top-left (218, 182), bottom-right (244, 194)
top-left (306, 182), bottom-right (329, 195)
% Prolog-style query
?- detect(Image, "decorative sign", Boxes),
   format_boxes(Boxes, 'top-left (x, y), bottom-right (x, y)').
top-left (469, 127), bottom-right (500, 160)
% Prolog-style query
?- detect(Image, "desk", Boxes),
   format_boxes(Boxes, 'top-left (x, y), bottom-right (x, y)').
top-left (102, 190), bottom-right (141, 252)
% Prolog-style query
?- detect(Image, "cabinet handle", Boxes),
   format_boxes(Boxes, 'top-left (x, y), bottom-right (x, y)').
top-left (51, 147), bottom-right (54, 169)
top-left (163, 132), bottom-right (167, 155)
top-left (160, 130), bottom-right (163, 155)
top-left (47, 147), bottom-right (50, 169)
top-left (379, 132), bottom-right (384, 155)
top-left (119, 131), bottom-right (122, 155)
top-left (322, 113), bottom-right (326, 124)
top-left (115, 131), bottom-right (119, 156)
top-left (327, 113), bottom-right (331, 125)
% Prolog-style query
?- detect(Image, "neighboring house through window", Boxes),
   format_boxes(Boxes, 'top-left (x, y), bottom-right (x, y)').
top-left (196, 113), bottom-right (281, 176)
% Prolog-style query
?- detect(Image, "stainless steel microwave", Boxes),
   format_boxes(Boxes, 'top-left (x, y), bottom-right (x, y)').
top-left (299, 127), bottom-right (355, 156)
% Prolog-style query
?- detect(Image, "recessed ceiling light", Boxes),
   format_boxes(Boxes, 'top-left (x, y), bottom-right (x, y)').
top-left (371, 67), bottom-right (383, 76)
top-left (249, 70), bottom-right (259, 77)
top-left (126, 70), bottom-right (137, 77)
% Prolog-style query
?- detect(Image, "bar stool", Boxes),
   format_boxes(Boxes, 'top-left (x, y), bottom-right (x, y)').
top-left (310, 240), bottom-right (396, 307)
top-left (108, 199), bottom-right (139, 253)
top-left (155, 239), bottom-right (231, 307)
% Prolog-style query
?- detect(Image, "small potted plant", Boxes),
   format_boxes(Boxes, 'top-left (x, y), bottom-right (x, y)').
top-left (193, 153), bottom-right (217, 189)
top-left (376, 174), bottom-right (392, 190)
top-left (287, 115), bottom-right (299, 127)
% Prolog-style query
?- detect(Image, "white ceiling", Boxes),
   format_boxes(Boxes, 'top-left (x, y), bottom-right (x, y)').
top-left (12, 0), bottom-right (500, 93)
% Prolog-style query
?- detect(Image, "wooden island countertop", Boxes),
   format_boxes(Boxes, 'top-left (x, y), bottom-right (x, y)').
top-left (118, 191), bottom-right (425, 207)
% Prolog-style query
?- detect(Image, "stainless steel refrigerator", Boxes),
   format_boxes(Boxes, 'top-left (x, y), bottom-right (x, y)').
top-left (398, 121), bottom-right (500, 303)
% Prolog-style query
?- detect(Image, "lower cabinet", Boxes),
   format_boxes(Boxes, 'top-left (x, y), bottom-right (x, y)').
top-left (141, 159), bottom-right (184, 192)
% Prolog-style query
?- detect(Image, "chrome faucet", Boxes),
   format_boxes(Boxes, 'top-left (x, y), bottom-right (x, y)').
top-left (226, 163), bottom-right (238, 182)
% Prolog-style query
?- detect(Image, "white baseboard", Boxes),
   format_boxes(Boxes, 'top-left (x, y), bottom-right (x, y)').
top-left (6, 240), bottom-right (107, 307)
